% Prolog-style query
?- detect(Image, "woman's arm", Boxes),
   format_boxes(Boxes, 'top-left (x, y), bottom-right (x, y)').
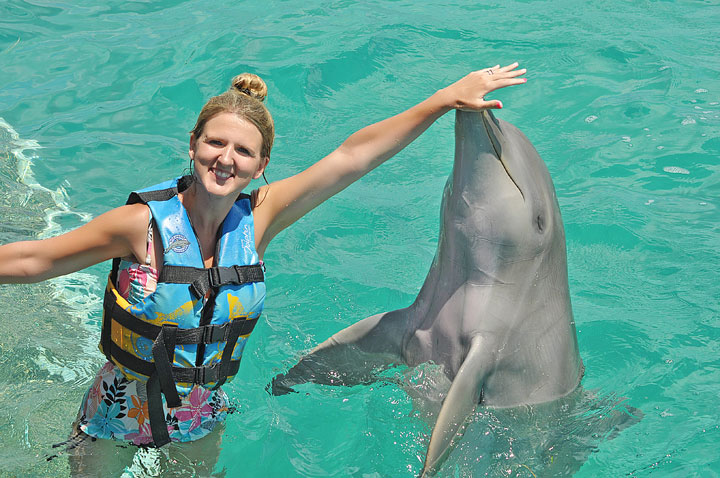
top-left (253, 63), bottom-right (526, 255)
top-left (0, 203), bottom-right (150, 283)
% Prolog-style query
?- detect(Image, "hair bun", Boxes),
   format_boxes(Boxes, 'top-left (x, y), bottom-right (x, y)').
top-left (231, 73), bottom-right (268, 102)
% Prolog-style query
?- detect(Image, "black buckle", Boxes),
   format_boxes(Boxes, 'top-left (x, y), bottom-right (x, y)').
top-left (218, 266), bottom-right (238, 286)
top-left (201, 325), bottom-right (214, 344)
top-left (193, 363), bottom-right (219, 385)
top-left (201, 324), bottom-right (228, 344)
top-left (208, 267), bottom-right (221, 289)
top-left (194, 365), bottom-right (206, 384)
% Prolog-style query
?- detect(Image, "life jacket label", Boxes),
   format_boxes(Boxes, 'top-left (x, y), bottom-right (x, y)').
top-left (164, 234), bottom-right (191, 254)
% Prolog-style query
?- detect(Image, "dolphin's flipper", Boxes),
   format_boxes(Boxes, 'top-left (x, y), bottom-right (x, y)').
top-left (422, 336), bottom-right (492, 476)
top-left (271, 309), bottom-right (408, 394)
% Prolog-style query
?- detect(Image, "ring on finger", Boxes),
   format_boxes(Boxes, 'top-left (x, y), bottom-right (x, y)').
top-left (486, 69), bottom-right (494, 75)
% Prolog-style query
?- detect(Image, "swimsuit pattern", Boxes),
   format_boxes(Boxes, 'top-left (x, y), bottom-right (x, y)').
top-left (75, 216), bottom-right (231, 445)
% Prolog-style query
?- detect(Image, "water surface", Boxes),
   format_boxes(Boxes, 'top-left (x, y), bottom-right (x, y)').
top-left (0, 0), bottom-right (719, 476)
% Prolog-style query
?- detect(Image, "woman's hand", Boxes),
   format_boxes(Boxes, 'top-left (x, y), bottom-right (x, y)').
top-left (441, 62), bottom-right (527, 111)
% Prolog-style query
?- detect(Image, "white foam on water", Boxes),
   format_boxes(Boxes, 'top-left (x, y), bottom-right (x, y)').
top-left (663, 166), bottom-right (690, 175)
top-left (0, 117), bottom-right (92, 238)
top-left (0, 117), bottom-right (101, 378)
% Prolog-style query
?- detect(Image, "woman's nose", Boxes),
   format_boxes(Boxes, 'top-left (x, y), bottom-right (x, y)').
top-left (217, 146), bottom-right (233, 164)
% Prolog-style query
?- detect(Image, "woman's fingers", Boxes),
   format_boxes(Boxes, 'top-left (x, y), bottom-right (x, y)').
top-left (496, 62), bottom-right (519, 73)
top-left (483, 99), bottom-right (504, 109)
top-left (477, 64), bottom-right (526, 84)
top-left (482, 65), bottom-right (527, 95)
top-left (459, 98), bottom-right (503, 111)
top-left (491, 76), bottom-right (528, 89)
top-left (488, 64), bottom-right (526, 79)
top-left (501, 67), bottom-right (527, 78)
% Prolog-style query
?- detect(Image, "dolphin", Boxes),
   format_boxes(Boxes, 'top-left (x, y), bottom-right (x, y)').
top-left (271, 110), bottom-right (584, 475)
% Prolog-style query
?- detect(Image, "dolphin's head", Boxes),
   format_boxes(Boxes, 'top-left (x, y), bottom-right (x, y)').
top-left (445, 110), bottom-right (564, 269)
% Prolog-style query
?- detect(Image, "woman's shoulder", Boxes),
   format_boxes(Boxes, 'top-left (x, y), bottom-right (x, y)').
top-left (101, 202), bottom-right (151, 236)
top-left (78, 202), bottom-right (152, 264)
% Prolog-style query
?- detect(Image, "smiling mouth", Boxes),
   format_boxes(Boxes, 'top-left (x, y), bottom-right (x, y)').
top-left (211, 168), bottom-right (234, 180)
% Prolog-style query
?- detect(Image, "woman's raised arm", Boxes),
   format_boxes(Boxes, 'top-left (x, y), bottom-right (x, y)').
top-left (253, 63), bottom-right (526, 255)
top-left (0, 203), bottom-right (150, 283)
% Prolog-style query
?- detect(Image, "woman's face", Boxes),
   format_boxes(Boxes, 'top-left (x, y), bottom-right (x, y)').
top-left (189, 112), bottom-right (268, 198)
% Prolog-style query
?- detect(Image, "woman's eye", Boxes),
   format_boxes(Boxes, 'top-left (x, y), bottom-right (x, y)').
top-left (235, 147), bottom-right (251, 155)
top-left (209, 139), bottom-right (223, 146)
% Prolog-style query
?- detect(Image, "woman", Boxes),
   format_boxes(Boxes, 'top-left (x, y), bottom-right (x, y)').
top-left (0, 64), bottom-right (526, 475)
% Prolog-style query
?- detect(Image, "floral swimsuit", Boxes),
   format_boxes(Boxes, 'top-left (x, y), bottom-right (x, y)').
top-left (75, 213), bottom-right (231, 445)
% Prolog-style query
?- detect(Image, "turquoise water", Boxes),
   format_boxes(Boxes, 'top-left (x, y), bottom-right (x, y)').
top-left (1, 0), bottom-right (719, 476)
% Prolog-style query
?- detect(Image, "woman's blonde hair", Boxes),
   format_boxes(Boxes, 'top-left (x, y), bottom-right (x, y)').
top-left (190, 73), bottom-right (274, 159)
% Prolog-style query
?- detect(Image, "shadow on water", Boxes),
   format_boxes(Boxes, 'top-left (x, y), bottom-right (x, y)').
top-left (397, 363), bottom-right (642, 477)
top-left (0, 119), bottom-right (102, 477)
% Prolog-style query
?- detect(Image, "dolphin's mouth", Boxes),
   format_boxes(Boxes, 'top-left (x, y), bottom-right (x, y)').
top-left (481, 111), bottom-right (524, 200)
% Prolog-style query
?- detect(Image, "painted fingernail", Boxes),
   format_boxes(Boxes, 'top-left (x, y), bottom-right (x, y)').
top-left (497, 101), bottom-right (503, 109)
top-left (523, 78), bottom-right (528, 82)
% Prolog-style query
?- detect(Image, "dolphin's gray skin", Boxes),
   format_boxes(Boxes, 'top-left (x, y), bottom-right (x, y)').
top-left (272, 110), bottom-right (583, 475)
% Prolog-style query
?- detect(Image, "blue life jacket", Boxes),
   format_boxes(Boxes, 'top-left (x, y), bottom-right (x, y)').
top-left (100, 176), bottom-right (265, 446)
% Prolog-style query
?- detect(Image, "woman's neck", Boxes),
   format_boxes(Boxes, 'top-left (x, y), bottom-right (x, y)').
top-left (179, 181), bottom-right (237, 264)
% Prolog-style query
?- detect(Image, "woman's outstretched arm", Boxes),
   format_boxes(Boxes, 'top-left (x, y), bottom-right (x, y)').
top-left (253, 63), bottom-right (526, 255)
top-left (0, 203), bottom-right (149, 283)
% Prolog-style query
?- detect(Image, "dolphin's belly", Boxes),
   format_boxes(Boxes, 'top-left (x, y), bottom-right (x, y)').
top-left (403, 274), bottom-right (581, 405)
top-left (480, 299), bottom-right (582, 406)
top-left (481, 349), bottom-right (584, 407)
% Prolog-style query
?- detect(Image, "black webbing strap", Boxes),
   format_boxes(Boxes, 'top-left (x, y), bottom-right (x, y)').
top-left (212, 319), bottom-right (244, 390)
top-left (151, 325), bottom-right (181, 408)
top-left (141, 322), bottom-right (179, 449)
top-left (108, 258), bottom-right (122, 293)
top-left (100, 287), bottom-right (116, 361)
top-left (159, 264), bottom-right (264, 298)
top-left (107, 342), bottom-right (241, 382)
top-left (106, 301), bottom-right (259, 345)
top-left (169, 359), bottom-right (240, 383)
top-left (146, 373), bottom-right (170, 447)
top-left (126, 186), bottom-right (179, 206)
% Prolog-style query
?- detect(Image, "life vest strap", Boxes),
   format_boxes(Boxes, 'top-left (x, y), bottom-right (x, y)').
top-left (107, 340), bottom-right (241, 384)
top-left (151, 325), bottom-right (181, 409)
top-left (212, 318), bottom-right (245, 390)
top-left (104, 287), bottom-right (259, 344)
top-left (158, 264), bottom-right (264, 298)
top-left (146, 373), bottom-right (170, 446)
top-left (128, 187), bottom-right (178, 205)
top-left (125, 176), bottom-right (191, 206)
top-left (100, 285), bottom-right (117, 364)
